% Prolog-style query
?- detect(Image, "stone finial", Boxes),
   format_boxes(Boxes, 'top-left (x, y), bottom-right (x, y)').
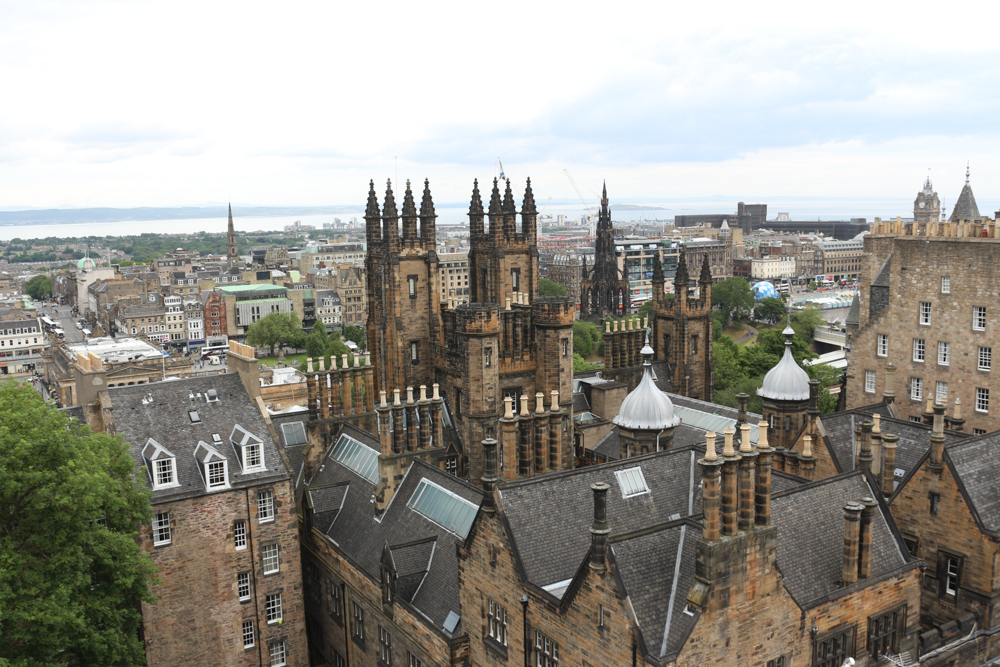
top-left (306, 357), bottom-right (314, 372)
top-left (535, 392), bottom-right (545, 414)
top-left (393, 388), bottom-right (401, 406)
top-left (705, 431), bottom-right (718, 461)
top-left (419, 385), bottom-right (428, 402)
top-left (379, 390), bottom-right (388, 408)
top-left (723, 427), bottom-right (735, 457)
top-left (406, 386), bottom-right (414, 404)
top-left (739, 423), bottom-right (752, 453)
top-left (318, 357), bottom-right (326, 372)
top-left (803, 434), bottom-right (813, 457)
top-left (519, 394), bottom-right (530, 417)
top-left (504, 395), bottom-right (514, 419)
top-left (954, 397), bottom-right (962, 420)
top-left (605, 319), bottom-right (611, 333)
top-left (757, 421), bottom-right (769, 449)
top-left (550, 389), bottom-right (559, 412)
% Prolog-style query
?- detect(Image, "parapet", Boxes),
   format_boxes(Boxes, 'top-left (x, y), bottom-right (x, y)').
top-left (454, 303), bottom-right (501, 335)
top-left (530, 297), bottom-right (576, 326)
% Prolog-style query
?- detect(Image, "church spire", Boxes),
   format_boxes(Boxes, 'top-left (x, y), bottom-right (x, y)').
top-left (226, 203), bottom-right (238, 269)
top-left (401, 179), bottom-right (417, 218)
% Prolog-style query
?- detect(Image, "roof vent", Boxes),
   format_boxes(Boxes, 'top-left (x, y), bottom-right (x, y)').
top-left (206, 389), bottom-right (219, 403)
top-left (189, 410), bottom-right (201, 423)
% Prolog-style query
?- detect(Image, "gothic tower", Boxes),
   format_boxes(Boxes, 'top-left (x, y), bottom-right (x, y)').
top-left (226, 203), bottom-right (239, 269)
top-left (364, 179), bottom-right (441, 397)
top-left (913, 176), bottom-right (940, 224)
top-left (468, 178), bottom-right (539, 306)
top-left (580, 183), bottom-right (629, 320)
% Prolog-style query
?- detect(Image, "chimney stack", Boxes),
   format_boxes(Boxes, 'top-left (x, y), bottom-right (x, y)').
top-left (881, 433), bottom-right (899, 495)
top-left (842, 502), bottom-right (864, 585)
top-left (721, 427), bottom-right (738, 537)
top-left (737, 423), bottom-right (756, 531)
top-left (870, 415), bottom-right (882, 476)
top-left (755, 421), bottom-right (773, 526)
top-left (481, 438), bottom-right (498, 514)
top-left (882, 363), bottom-right (896, 404)
top-left (858, 420), bottom-right (874, 473)
top-left (929, 403), bottom-right (946, 470)
top-left (858, 497), bottom-right (878, 579)
top-left (799, 434), bottom-right (817, 481)
top-left (699, 432), bottom-right (723, 542)
top-left (589, 482), bottom-right (610, 573)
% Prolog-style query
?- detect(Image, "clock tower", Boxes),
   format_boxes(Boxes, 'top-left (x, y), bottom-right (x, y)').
top-left (914, 175), bottom-right (940, 224)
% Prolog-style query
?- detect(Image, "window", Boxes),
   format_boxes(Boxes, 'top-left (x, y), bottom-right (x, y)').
top-left (511, 268), bottom-right (520, 291)
top-left (929, 492), bottom-right (940, 516)
top-left (485, 346), bottom-right (492, 368)
top-left (242, 619), bottom-right (255, 648)
top-left (444, 456), bottom-right (458, 476)
top-left (864, 370), bottom-right (876, 393)
top-left (262, 544), bottom-right (280, 574)
top-left (909, 416), bottom-right (922, 423)
top-left (936, 381), bottom-right (948, 404)
top-left (912, 339), bottom-right (925, 362)
top-left (868, 606), bottom-right (904, 659)
top-left (381, 564), bottom-right (394, 604)
top-left (979, 347), bottom-right (992, 371)
top-left (207, 460), bottom-right (227, 488)
top-left (940, 552), bottom-right (963, 599)
top-left (910, 377), bottom-right (922, 401)
top-left (407, 478), bottom-right (478, 538)
top-left (941, 275), bottom-right (950, 293)
top-left (334, 651), bottom-right (346, 667)
top-left (352, 602), bottom-right (365, 640)
top-left (155, 458), bottom-right (176, 487)
top-left (691, 334), bottom-right (698, 355)
top-left (877, 334), bottom-right (888, 357)
top-left (233, 520), bottom-right (247, 549)
top-left (152, 512), bottom-right (171, 546)
top-left (410, 341), bottom-right (419, 364)
top-left (534, 630), bottom-right (559, 666)
top-left (244, 443), bottom-right (263, 470)
top-left (331, 581), bottom-right (343, 622)
top-left (379, 625), bottom-right (394, 665)
top-left (938, 341), bottom-right (950, 365)
top-left (919, 301), bottom-right (932, 325)
top-left (407, 653), bottom-right (424, 667)
top-left (766, 658), bottom-right (786, 667)
top-left (974, 306), bottom-right (987, 331)
top-left (976, 387), bottom-right (989, 413)
top-left (238, 572), bottom-right (251, 600)
top-left (269, 640), bottom-right (286, 667)
top-left (615, 467), bottom-right (650, 498)
top-left (265, 593), bottom-right (282, 623)
top-left (562, 338), bottom-right (569, 357)
top-left (813, 627), bottom-right (855, 667)
top-left (408, 276), bottom-right (417, 298)
top-left (488, 599), bottom-right (508, 646)
top-left (258, 490), bottom-right (275, 522)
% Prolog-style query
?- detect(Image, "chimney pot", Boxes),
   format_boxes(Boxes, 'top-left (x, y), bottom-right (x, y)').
top-left (739, 423), bottom-right (752, 453)
top-left (307, 357), bottom-right (314, 372)
top-left (393, 388), bottom-right (401, 406)
top-left (406, 386), bottom-right (414, 404)
top-left (589, 482), bottom-right (611, 572)
top-left (704, 431), bottom-right (718, 461)
top-left (503, 396), bottom-right (514, 419)
top-left (723, 427), bottom-right (735, 457)
top-left (803, 434), bottom-right (813, 458)
top-left (432, 383), bottom-right (440, 400)
top-left (535, 392), bottom-right (545, 414)
top-left (520, 394), bottom-right (530, 417)
top-left (550, 389), bottom-right (559, 412)
top-left (419, 385), bottom-right (427, 402)
top-left (757, 421), bottom-right (769, 450)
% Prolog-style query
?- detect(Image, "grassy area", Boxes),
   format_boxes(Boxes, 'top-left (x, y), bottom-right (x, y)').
top-left (723, 322), bottom-right (747, 339)
top-left (258, 352), bottom-right (307, 368)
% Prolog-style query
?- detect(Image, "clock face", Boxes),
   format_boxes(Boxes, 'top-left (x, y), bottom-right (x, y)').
top-left (919, 202), bottom-right (925, 208)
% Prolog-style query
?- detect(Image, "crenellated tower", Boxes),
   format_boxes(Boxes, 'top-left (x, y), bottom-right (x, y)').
top-left (580, 182), bottom-right (629, 320)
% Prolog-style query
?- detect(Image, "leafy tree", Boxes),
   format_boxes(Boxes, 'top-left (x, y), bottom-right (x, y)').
top-left (711, 277), bottom-right (755, 327)
top-left (343, 325), bottom-right (365, 349)
top-left (790, 306), bottom-right (824, 342)
top-left (573, 321), bottom-right (601, 358)
top-left (636, 299), bottom-right (655, 321)
top-left (0, 381), bottom-right (157, 666)
top-left (755, 328), bottom-right (816, 366)
top-left (714, 376), bottom-right (764, 414)
top-left (246, 311), bottom-right (302, 356)
top-left (573, 353), bottom-right (600, 373)
top-left (754, 297), bottom-right (786, 322)
top-left (712, 338), bottom-right (744, 391)
top-left (306, 322), bottom-right (329, 359)
top-left (25, 274), bottom-right (52, 300)
top-left (819, 388), bottom-right (840, 414)
top-left (327, 336), bottom-right (352, 368)
top-left (712, 310), bottom-right (725, 341)
top-left (538, 279), bottom-right (567, 298)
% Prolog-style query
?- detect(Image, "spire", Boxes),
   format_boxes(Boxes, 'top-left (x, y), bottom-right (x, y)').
top-left (419, 178), bottom-right (435, 218)
top-left (652, 254), bottom-right (664, 284)
top-left (383, 179), bottom-right (398, 219)
top-left (598, 180), bottom-right (611, 230)
top-left (502, 178), bottom-right (515, 214)
top-left (966, 161), bottom-right (970, 186)
top-left (673, 250), bottom-right (690, 291)
top-left (487, 178), bottom-right (502, 216)
top-left (699, 252), bottom-right (712, 284)
top-left (228, 203), bottom-right (234, 232)
top-left (401, 179), bottom-right (417, 217)
top-left (469, 179), bottom-right (484, 216)
top-left (521, 177), bottom-right (537, 215)
top-left (950, 165), bottom-right (981, 221)
top-left (365, 179), bottom-right (381, 219)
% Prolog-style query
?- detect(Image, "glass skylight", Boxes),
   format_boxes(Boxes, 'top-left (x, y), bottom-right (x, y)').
top-left (329, 433), bottom-right (379, 484)
top-left (280, 421), bottom-right (307, 447)
top-left (407, 478), bottom-right (478, 538)
top-left (614, 467), bottom-right (650, 498)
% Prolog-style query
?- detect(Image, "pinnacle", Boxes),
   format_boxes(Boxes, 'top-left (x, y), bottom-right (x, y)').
top-left (699, 252), bottom-right (712, 283)
top-left (521, 177), bottom-right (537, 215)
top-left (502, 178), bottom-right (515, 213)
top-left (365, 179), bottom-right (381, 218)
top-left (469, 178), bottom-right (484, 216)
top-left (383, 179), bottom-right (398, 218)
top-left (674, 250), bottom-right (690, 290)
top-left (401, 179), bottom-right (417, 217)
top-left (488, 177), bottom-right (503, 216)
top-left (420, 178), bottom-right (436, 218)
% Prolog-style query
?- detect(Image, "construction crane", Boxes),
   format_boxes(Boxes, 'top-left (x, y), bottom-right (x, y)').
top-left (564, 169), bottom-right (598, 237)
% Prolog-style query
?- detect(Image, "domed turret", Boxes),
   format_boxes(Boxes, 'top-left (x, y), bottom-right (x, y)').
top-left (758, 318), bottom-right (809, 401)
top-left (614, 335), bottom-right (680, 459)
top-left (77, 254), bottom-right (97, 271)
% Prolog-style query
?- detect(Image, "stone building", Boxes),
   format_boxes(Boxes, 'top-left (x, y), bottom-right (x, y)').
top-left (845, 196), bottom-right (1000, 434)
top-left (438, 251), bottom-right (470, 307)
top-left (76, 346), bottom-right (307, 667)
top-left (310, 266), bottom-right (367, 328)
top-left (817, 239), bottom-right (865, 282)
top-left (580, 184), bottom-right (630, 320)
top-left (914, 176), bottom-right (941, 224)
top-left (204, 290), bottom-right (228, 340)
top-left (539, 252), bottom-right (589, 305)
top-left (679, 237), bottom-right (730, 283)
top-left (0, 307), bottom-right (47, 378)
top-left (750, 255), bottom-right (796, 281)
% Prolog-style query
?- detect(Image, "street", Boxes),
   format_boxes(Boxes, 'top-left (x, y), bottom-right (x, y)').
top-left (49, 304), bottom-right (85, 343)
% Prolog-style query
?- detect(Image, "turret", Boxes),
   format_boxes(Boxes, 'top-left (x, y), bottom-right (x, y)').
top-left (469, 179), bottom-right (485, 237)
top-left (521, 177), bottom-right (537, 240)
top-left (382, 179), bottom-right (399, 251)
top-left (419, 178), bottom-right (436, 244)
top-left (365, 179), bottom-right (382, 247)
top-left (401, 179), bottom-right (418, 243)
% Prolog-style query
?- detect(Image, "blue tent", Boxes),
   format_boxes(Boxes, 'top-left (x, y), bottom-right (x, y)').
top-left (752, 281), bottom-right (779, 300)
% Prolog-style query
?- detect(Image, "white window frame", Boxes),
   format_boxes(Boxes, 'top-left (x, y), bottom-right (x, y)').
top-left (913, 338), bottom-right (925, 362)
top-left (269, 640), bottom-right (286, 667)
top-left (973, 306), bottom-right (987, 331)
top-left (936, 381), bottom-right (948, 404)
top-left (919, 301), bottom-right (932, 325)
top-left (979, 346), bottom-right (991, 372)
top-left (941, 275), bottom-right (950, 294)
top-left (379, 625), bottom-right (393, 664)
top-left (238, 572), bottom-right (251, 601)
top-left (154, 458), bottom-right (177, 488)
top-left (265, 593), bottom-right (283, 624)
top-left (258, 490), bottom-right (275, 523)
top-left (488, 599), bottom-right (508, 646)
top-left (911, 377), bottom-right (923, 401)
top-left (976, 387), bottom-right (989, 413)
top-left (206, 460), bottom-right (227, 489)
top-left (938, 341), bottom-right (950, 366)
top-left (262, 543), bottom-right (280, 575)
top-left (242, 619), bottom-right (255, 648)
top-left (243, 443), bottom-right (263, 471)
top-left (864, 370), bottom-right (876, 394)
top-left (877, 334), bottom-right (888, 357)
top-left (234, 520), bottom-right (247, 550)
top-left (614, 467), bottom-right (650, 498)
top-left (945, 557), bottom-right (960, 596)
top-left (152, 512), bottom-right (171, 546)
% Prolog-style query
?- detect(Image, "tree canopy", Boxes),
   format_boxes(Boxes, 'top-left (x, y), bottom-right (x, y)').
top-left (0, 381), bottom-right (157, 666)
top-left (538, 279), bottom-right (567, 298)
top-left (573, 321), bottom-right (601, 357)
top-left (711, 277), bottom-right (755, 327)
top-left (754, 297), bottom-right (786, 322)
top-left (343, 325), bottom-right (365, 349)
top-left (25, 274), bottom-right (51, 300)
top-left (246, 311), bottom-right (302, 356)
top-left (305, 321), bottom-right (329, 359)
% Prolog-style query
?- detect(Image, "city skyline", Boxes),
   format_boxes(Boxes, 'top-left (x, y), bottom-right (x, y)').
top-left (1, 1), bottom-right (998, 210)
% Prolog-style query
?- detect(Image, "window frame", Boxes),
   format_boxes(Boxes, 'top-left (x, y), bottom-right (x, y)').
top-left (864, 370), bottom-right (876, 393)
top-left (812, 624), bottom-right (856, 667)
top-left (244, 442), bottom-right (264, 471)
top-left (534, 629), bottom-right (560, 667)
top-left (265, 592), bottom-right (283, 624)
top-left (262, 543), bottom-right (280, 575)
top-left (238, 571), bottom-right (252, 601)
top-left (258, 490), bottom-right (275, 523)
top-left (487, 598), bottom-right (508, 647)
top-left (912, 338), bottom-right (925, 362)
top-left (936, 381), bottom-right (948, 404)
top-left (979, 346), bottom-right (992, 372)
top-left (379, 625), bottom-right (394, 665)
top-left (352, 601), bottom-right (365, 642)
top-left (941, 275), bottom-right (950, 294)
top-left (877, 334), bottom-right (888, 357)
top-left (206, 459), bottom-right (228, 489)
top-left (867, 605), bottom-right (905, 660)
top-left (154, 457), bottom-right (177, 488)
top-left (269, 640), bottom-right (287, 667)
top-left (973, 306), bottom-right (987, 331)
top-left (938, 341), bottom-right (950, 366)
top-left (242, 619), bottom-right (255, 649)
top-left (910, 377), bottom-right (923, 401)
top-left (234, 520), bottom-right (247, 550)
top-left (919, 301), bottom-right (932, 325)
top-left (976, 387), bottom-right (989, 413)
top-left (938, 550), bottom-right (964, 600)
top-left (152, 512), bottom-right (171, 546)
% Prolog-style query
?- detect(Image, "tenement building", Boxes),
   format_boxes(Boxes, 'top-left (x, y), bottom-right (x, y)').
top-left (845, 180), bottom-right (1000, 434)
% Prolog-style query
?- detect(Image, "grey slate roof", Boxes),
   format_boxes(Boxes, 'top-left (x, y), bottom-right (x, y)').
top-left (872, 255), bottom-right (892, 288)
top-left (846, 294), bottom-right (860, 325)
top-left (772, 472), bottom-right (911, 607)
top-left (572, 392), bottom-right (590, 413)
top-left (946, 432), bottom-right (1000, 536)
top-left (110, 373), bottom-right (289, 503)
top-left (270, 412), bottom-right (310, 488)
top-left (950, 183), bottom-right (981, 221)
top-left (306, 441), bottom-right (482, 637)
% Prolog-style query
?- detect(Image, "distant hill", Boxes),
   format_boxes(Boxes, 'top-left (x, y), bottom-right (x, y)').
top-left (0, 205), bottom-right (363, 225)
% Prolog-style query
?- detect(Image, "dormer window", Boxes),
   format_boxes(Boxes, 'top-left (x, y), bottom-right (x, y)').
top-left (207, 461), bottom-right (226, 488)
top-left (231, 424), bottom-right (266, 473)
top-left (194, 441), bottom-right (229, 492)
top-left (142, 439), bottom-right (180, 490)
top-left (155, 459), bottom-right (175, 487)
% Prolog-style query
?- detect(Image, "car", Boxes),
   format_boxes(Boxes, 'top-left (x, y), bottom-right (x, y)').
top-left (75, 322), bottom-right (83, 330)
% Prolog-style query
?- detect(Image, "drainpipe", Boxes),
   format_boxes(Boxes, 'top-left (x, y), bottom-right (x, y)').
top-left (521, 594), bottom-right (530, 667)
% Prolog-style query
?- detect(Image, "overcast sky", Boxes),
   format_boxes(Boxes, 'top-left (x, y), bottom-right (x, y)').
top-left (2, 0), bottom-right (998, 214)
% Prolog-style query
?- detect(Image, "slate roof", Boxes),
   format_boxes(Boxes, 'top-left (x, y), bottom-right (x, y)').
top-left (270, 412), bottom-right (310, 489)
top-left (771, 471), bottom-right (912, 607)
top-left (846, 294), bottom-right (860, 326)
top-left (110, 373), bottom-right (289, 503)
top-left (946, 432), bottom-right (1000, 536)
top-left (572, 392), bottom-right (590, 413)
top-left (872, 254), bottom-right (892, 287)
top-left (306, 438), bottom-right (482, 637)
top-left (949, 183), bottom-right (981, 222)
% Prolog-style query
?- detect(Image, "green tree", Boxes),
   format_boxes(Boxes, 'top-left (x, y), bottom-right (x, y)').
top-left (246, 311), bottom-right (302, 356)
top-left (714, 376), bottom-right (765, 414)
top-left (754, 297), bottom-right (786, 322)
top-left (712, 310), bottom-right (725, 341)
top-left (327, 336), bottom-right (352, 368)
top-left (573, 353), bottom-right (600, 373)
top-left (712, 337), bottom-right (744, 391)
top-left (819, 388), bottom-right (840, 414)
top-left (343, 325), bottom-right (365, 349)
top-left (25, 274), bottom-right (52, 300)
top-left (711, 277), bottom-right (755, 327)
top-left (573, 321), bottom-right (601, 358)
top-left (306, 322), bottom-right (329, 359)
top-left (0, 381), bottom-right (157, 666)
top-left (790, 306), bottom-right (824, 343)
top-left (538, 279), bottom-right (567, 298)
top-left (755, 328), bottom-right (816, 366)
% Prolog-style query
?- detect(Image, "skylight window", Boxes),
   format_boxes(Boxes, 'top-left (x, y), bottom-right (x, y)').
top-left (406, 478), bottom-right (478, 538)
top-left (329, 433), bottom-right (379, 484)
top-left (614, 467), bottom-right (650, 498)
top-left (189, 410), bottom-right (201, 423)
top-left (280, 421), bottom-right (307, 447)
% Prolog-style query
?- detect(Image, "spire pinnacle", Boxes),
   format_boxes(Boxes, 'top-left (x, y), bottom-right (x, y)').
top-left (652, 253), bottom-right (664, 284)
top-left (699, 252), bottom-right (712, 284)
top-left (469, 178), bottom-right (484, 216)
top-left (419, 178), bottom-right (435, 218)
top-left (365, 179), bottom-right (381, 219)
top-left (487, 177), bottom-right (502, 216)
top-left (502, 178), bottom-right (515, 214)
top-left (382, 179), bottom-right (398, 219)
top-left (521, 177), bottom-right (537, 215)
top-left (401, 179), bottom-right (417, 217)
top-left (674, 250), bottom-right (690, 291)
